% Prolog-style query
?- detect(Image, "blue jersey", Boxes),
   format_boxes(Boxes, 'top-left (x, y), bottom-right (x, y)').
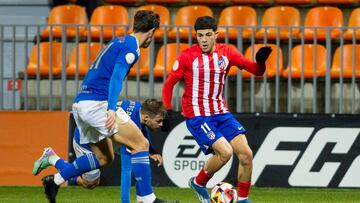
top-left (74, 35), bottom-right (140, 111)
top-left (73, 100), bottom-right (156, 154)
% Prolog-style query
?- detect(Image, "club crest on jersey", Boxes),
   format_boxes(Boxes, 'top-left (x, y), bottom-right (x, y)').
top-left (218, 57), bottom-right (227, 70)
top-left (207, 131), bottom-right (216, 140)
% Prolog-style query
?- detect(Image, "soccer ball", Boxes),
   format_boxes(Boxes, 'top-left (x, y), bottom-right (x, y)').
top-left (210, 182), bottom-right (238, 203)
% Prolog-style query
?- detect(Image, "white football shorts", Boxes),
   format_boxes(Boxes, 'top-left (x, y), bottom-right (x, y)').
top-left (72, 100), bottom-right (131, 144)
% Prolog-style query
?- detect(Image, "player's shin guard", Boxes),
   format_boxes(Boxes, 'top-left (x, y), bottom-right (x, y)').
top-left (238, 181), bottom-right (251, 200)
top-left (55, 153), bottom-right (100, 185)
top-left (121, 153), bottom-right (132, 203)
top-left (131, 151), bottom-right (153, 198)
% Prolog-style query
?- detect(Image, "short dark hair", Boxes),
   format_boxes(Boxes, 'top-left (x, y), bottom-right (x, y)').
top-left (141, 99), bottom-right (166, 118)
top-left (133, 10), bottom-right (160, 33)
top-left (194, 16), bottom-right (217, 32)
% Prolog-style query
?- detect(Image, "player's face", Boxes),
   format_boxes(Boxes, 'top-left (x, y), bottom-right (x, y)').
top-left (141, 29), bottom-right (155, 48)
top-left (144, 113), bottom-right (164, 131)
top-left (196, 29), bottom-right (218, 54)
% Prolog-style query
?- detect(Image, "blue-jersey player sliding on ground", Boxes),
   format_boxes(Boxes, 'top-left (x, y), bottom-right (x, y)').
top-left (32, 10), bottom-right (177, 203)
top-left (34, 99), bottom-right (166, 202)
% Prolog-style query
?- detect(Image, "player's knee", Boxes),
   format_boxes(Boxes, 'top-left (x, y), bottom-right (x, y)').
top-left (239, 148), bottom-right (253, 166)
top-left (133, 137), bottom-right (149, 153)
top-left (219, 148), bottom-right (233, 163)
top-left (96, 153), bottom-right (114, 166)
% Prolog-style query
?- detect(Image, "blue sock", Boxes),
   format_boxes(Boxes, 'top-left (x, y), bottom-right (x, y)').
top-left (131, 151), bottom-right (153, 196)
top-left (121, 151), bottom-right (132, 203)
top-left (69, 176), bottom-right (78, 185)
top-left (55, 159), bottom-right (69, 171)
top-left (59, 153), bottom-right (100, 181)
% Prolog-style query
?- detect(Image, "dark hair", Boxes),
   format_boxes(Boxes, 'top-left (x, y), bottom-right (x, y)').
top-left (141, 99), bottom-right (166, 118)
top-left (133, 10), bottom-right (160, 33)
top-left (194, 16), bottom-right (217, 32)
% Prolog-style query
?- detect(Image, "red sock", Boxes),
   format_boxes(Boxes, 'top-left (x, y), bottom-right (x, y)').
top-left (195, 168), bottom-right (213, 187)
top-left (238, 181), bottom-right (251, 198)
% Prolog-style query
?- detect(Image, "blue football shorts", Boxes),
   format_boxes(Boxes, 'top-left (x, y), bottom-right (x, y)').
top-left (186, 113), bottom-right (247, 155)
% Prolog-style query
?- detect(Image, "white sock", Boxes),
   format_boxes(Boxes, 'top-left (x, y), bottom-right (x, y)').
top-left (53, 173), bottom-right (65, 185)
top-left (238, 197), bottom-right (248, 201)
top-left (48, 154), bottom-right (60, 166)
top-left (136, 193), bottom-right (156, 203)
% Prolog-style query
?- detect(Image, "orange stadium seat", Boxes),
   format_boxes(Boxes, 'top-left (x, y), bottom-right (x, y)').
top-left (256, 6), bottom-right (300, 40)
top-left (66, 42), bottom-right (104, 77)
top-left (302, 7), bottom-right (343, 41)
top-left (217, 6), bottom-right (257, 40)
top-left (317, 0), bottom-right (358, 4)
top-left (153, 43), bottom-right (189, 78)
top-left (275, 0), bottom-right (312, 3)
top-left (146, 0), bottom-right (183, 3)
top-left (231, 0), bottom-right (270, 3)
top-left (282, 44), bottom-right (327, 79)
top-left (132, 5), bottom-right (170, 39)
top-left (128, 48), bottom-right (151, 77)
top-left (190, 0), bottom-right (226, 3)
top-left (228, 44), bottom-right (283, 78)
top-left (330, 44), bottom-right (360, 79)
top-left (344, 8), bottom-right (360, 41)
top-left (83, 5), bottom-right (129, 40)
top-left (27, 42), bottom-right (66, 77)
top-left (40, 5), bottom-right (87, 40)
top-left (167, 5), bottom-right (213, 40)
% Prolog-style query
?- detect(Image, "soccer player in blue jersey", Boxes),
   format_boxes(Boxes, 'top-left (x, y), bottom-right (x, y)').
top-left (32, 10), bottom-right (174, 203)
top-left (34, 99), bottom-right (166, 202)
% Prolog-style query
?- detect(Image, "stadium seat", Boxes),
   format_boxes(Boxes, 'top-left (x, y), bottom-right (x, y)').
top-left (275, 0), bottom-right (312, 3)
top-left (133, 5), bottom-right (170, 39)
top-left (128, 48), bottom-right (151, 77)
top-left (153, 43), bottom-right (189, 78)
top-left (103, 0), bottom-right (142, 3)
top-left (228, 44), bottom-right (283, 78)
top-left (167, 5), bottom-right (213, 40)
top-left (217, 6), bottom-right (257, 40)
top-left (83, 5), bottom-right (129, 40)
top-left (189, 0), bottom-right (226, 3)
top-left (282, 44), bottom-right (327, 79)
top-left (302, 7), bottom-right (343, 41)
top-left (231, 0), bottom-right (270, 3)
top-left (344, 8), bottom-right (360, 41)
top-left (26, 42), bottom-right (66, 77)
top-left (40, 5), bottom-right (88, 40)
top-left (145, 0), bottom-right (183, 3)
top-left (317, 0), bottom-right (358, 4)
top-left (256, 6), bottom-right (300, 40)
top-left (66, 42), bottom-right (104, 77)
top-left (330, 44), bottom-right (360, 79)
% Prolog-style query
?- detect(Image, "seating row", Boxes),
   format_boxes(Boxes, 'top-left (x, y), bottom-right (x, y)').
top-left (40, 4), bottom-right (360, 41)
top-left (25, 42), bottom-right (360, 79)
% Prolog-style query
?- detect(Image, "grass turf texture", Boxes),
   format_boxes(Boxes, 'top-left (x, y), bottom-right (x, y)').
top-left (1, 186), bottom-right (360, 203)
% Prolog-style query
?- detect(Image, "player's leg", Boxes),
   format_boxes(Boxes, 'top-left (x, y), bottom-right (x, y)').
top-left (185, 116), bottom-right (231, 203)
top-left (230, 135), bottom-right (253, 203)
top-left (218, 113), bottom-right (252, 203)
top-left (120, 147), bottom-right (132, 203)
top-left (32, 147), bottom-right (68, 175)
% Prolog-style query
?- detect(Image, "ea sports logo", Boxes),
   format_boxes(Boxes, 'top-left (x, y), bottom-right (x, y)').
top-left (163, 121), bottom-right (233, 188)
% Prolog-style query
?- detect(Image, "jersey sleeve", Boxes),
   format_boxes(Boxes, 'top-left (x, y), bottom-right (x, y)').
top-left (162, 52), bottom-right (188, 110)
top-left (108, 48), bottom-right (137, 111)
top-left (228, 46), bottom-right (265, 76)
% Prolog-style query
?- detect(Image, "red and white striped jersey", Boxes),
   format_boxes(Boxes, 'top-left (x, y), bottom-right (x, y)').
top-left (162, 43), bottom-right (265, 118)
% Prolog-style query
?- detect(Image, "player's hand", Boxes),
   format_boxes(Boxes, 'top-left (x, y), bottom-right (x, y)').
top-left (256, 46), bottom-right (272, 65)
top-left (150, 154), bottom-right (163, 167)
top-left (105, 109), bottom-right (117, 131)
top-left (161, 109), bottom-right (176, 132)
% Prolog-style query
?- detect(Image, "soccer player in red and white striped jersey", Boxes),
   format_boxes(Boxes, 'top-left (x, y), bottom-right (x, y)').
top-left (162, 16), bottom-right (272, 203)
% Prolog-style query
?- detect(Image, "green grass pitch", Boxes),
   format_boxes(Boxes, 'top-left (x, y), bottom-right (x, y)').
top-left (1, 186), bottom-right (360, 203)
